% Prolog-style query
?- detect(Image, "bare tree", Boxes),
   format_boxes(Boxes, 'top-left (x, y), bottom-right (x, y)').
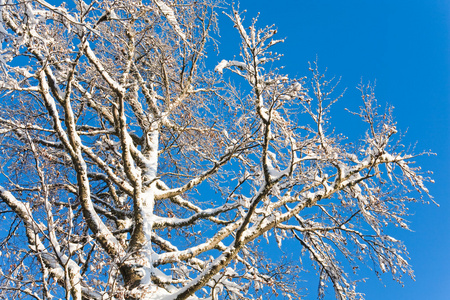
top-left (0, 1), bottom-right (433, 299)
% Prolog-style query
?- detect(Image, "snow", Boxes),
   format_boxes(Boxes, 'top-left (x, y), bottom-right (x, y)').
top-left (0, 17), bottom-right (8, 36)
top-left (222, 129), bottom-right (229, 139)
top-left (214, 59), bottom-right (228, 74)
top-left (292, 82), bottom-right (302, 91)
top-left (214, 59), bottom-right (247, 74)
top-left (143, 131), bottom-right (159, 178)
top-left (259, 107), bottom-right (269, 122)
top-left (137, 186), bottom-right (180, 291)
top-left (141, 189), bottom-right (156, 254)
top-left (265, 154), bottom-right (290, 180)
top-left (154, 0), bottom-right (186, 41)
top-left (109, 9), bottom-right (117, 19)
top-left (83, 40), bottom-right (126, 95)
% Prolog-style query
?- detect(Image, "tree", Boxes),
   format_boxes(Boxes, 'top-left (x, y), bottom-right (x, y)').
top-left (0, 0), bottom-right (433, 299)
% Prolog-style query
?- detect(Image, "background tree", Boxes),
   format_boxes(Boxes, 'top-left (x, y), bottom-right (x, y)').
top-left (0, 0), bottom-right (434, 299)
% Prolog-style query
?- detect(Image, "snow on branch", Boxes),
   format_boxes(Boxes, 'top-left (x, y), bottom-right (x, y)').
top-left (154, 0), bottom-right (187, 41)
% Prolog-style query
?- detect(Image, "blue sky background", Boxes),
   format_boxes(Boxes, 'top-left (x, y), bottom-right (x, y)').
top-left (214, 0), bottom-right (449, 299)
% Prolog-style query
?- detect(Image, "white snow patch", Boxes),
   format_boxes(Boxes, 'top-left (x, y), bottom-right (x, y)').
top-left (154, 0), bottom-right (186, 41)
top-left (214, 59), bottom-right (246, 74)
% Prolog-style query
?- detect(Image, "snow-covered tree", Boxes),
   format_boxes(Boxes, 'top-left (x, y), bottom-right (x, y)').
top-left (0, 1), bottom-right (434, 299)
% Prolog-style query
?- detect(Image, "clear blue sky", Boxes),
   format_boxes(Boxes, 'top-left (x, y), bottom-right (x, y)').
top-left (214, 0), bottom-right (449, 299)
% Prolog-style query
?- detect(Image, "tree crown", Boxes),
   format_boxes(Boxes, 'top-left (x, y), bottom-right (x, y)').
top-left (0, 1), bottom-right (433, 299)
